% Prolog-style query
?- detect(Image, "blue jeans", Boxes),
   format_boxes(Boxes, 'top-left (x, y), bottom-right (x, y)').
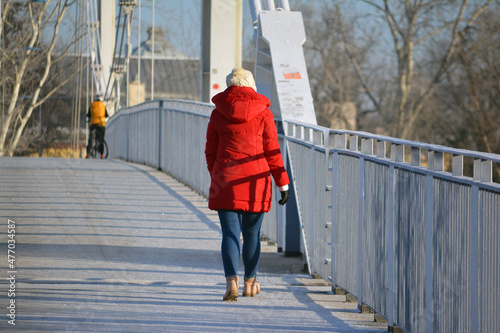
top-left (218, 210), bottom-right (264, 279)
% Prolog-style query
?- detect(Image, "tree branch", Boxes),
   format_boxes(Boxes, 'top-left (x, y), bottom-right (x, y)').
top-left (337, 7), bottom-right (380, 112)
top-left (404, 0), bottom-right (493, 137)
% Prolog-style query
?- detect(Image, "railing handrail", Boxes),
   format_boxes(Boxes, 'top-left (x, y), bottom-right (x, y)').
top-left (108, 99), bottom-right (214, 121)
top-left (110, 100), bottom-right (500, 163)
top-left (284, 119), bottom-right (500, 163)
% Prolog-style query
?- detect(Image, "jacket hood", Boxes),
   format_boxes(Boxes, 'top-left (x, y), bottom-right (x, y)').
top-left (211, 86), bottom-right (270, 123)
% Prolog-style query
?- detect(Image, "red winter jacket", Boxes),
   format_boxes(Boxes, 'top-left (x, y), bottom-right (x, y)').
top-left (205, 86), bottom-right (290, 212)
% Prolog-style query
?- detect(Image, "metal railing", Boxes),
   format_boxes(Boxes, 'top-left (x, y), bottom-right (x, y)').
top-left (107, 100), bottom-right (213, 195)
top-left (107, 100), bottom-right (500, 333)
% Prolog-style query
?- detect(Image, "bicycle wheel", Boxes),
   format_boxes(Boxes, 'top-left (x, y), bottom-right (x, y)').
top-left (93, 129), bottom-right (107, 159)
top-left (102, 140), bottom-right (109, 159)
top-left (90, 130), bottom-right (98, 158)
top-left (91, 143), bottom-right (98, 158)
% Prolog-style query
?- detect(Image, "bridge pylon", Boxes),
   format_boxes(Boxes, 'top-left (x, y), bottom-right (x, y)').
top-left (250, 0), bottom-right (317, 125)
top-left (86, 0), bottom-right (136, 116)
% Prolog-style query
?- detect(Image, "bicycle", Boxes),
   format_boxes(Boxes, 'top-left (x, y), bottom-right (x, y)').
top-left (88, 128), bottom-right (108, 159)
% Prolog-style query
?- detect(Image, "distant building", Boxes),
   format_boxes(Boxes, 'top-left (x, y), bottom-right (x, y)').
top-left (123, 26), bottom-right (255, 106)
top-left (124, 27), bottom-right (200, 105)
top-left (132, 27), bottom-right (186, 58)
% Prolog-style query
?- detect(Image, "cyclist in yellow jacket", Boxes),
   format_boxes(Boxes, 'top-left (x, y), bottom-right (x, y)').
top-left (86, 94), bottom-right (109, 158)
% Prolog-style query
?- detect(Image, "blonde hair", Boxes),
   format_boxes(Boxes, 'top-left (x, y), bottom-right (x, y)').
top-left (226, 67), bottom-right (256, 91)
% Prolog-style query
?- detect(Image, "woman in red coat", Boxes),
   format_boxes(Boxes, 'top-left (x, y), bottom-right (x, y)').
top-left (205, 67), bottom-right (290, 301)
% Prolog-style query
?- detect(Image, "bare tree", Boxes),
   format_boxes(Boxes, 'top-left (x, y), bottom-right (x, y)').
top-left (437, 8), bottom-right (500, 177)
top-left (296, 1), bottom-right (368, 130)
top-left (0, 0), bottom-right (80, 156)
top-left (353, 0), bottom-right (494, 139)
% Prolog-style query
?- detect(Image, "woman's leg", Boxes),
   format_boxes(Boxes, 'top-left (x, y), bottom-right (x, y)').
top-left (241, 212), bottom-right (264, 279)
top-left (218, 210), bottom-right (242, 277)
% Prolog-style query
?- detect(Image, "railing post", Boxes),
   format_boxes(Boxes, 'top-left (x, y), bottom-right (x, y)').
top-left (391, 144), bottom-right (404, 162)
top-left (158, 101), bottom-right (163, 170)
top-left (377, 140), bottom-right (386, 159)
top-left (335, 133), bottom-right (347, 149)
top-left (358, 154), bottom-right (364, 307)
top-left (425, 174), bottom-right (434, 333)
top-left (286, 122), bottom-right (294, 137)
top-left (432, 151), bottom-right (444, 172)
top-left (474, 158), bottom-right (492, 182)
top-left (313, 130), bottom-right (323, 146)
top-left (331, 149), bottom-right (339, 292)
top-left (304, 127), bottom-right (312, 142)
top-left (452, 154), bottom-right (464, 177)
top-left (470, 184), bottom-right (479, 332)
top-left (126, 115), bottom-right (130, 161)
top-left (411, 146), bottom-right (421, 166)
top-left (361, 138), bottom-right (373, 155)
top-left (387, 165), bottom-right (395, 328)
top-left (310, 145), bottom-right (316, 271)
top-left (350, 135), bottom-right (358, 151)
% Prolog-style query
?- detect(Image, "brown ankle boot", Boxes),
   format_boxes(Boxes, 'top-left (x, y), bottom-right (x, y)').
top-left (242, 277), bottom-right (261, 297)
top-left (223, 276), bottom-right (239, 301)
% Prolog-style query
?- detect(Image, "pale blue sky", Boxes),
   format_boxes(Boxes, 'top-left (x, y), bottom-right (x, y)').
top-left (128, 0), bottom-right (254, 58)
top-left (59, 1), bottom-right (374, 59)
top-left (126, 0), bottom-right (375, 58)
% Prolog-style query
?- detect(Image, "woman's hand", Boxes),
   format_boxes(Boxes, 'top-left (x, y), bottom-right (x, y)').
top-left (278, 190), bottom-right (289, 205)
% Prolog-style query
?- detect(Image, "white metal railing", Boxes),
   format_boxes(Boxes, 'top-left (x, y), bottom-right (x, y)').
top-left (107, 101), bottom-right (500, 333)
top-left (284, 120), bottom-right (500, 333)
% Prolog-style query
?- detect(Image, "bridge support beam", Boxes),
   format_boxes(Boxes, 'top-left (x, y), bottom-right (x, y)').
top-left (251, 1), bottom-right (317, 265)
top-left (99, 1), bottom-right (115, 97)
top-left (201, 0), bottom-right (243, 103)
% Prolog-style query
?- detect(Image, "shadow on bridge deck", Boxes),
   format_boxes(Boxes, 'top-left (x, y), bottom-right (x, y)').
top-left (0, 157), bottom-right (387, 332)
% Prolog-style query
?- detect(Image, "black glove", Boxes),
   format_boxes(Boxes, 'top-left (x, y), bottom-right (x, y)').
top-left (278, 190), bottom-right (289, 205)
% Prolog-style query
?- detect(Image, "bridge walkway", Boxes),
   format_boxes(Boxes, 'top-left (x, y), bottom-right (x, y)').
top-left (0, 157), bottom-right (387, 332)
